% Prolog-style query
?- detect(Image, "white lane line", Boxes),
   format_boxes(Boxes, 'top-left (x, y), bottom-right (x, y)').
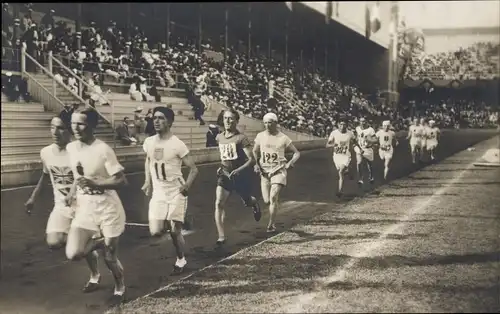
top-left (281, 153), bottom-right (484, 313)
top-left (1, 148), bottom-right (325, 192)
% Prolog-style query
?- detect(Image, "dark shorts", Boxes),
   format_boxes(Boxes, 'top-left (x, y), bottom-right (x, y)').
top-left (217, 168), bottom-right (253, 205)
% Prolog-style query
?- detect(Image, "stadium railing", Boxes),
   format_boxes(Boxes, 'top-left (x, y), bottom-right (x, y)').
top-left (21, 47), bottom-right (117, 148)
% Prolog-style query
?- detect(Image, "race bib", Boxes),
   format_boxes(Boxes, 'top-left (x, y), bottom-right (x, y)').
top-left (219, 143), bottom-right (238, 161)
top-left (428, 132), bottom-right (435, 139)
top-left (152, 161), bottom-right (176, 182)
top-left (261, 151), bottom-right (279, 166)
top-left (381, 144), bottom-right (392, 151)
top-left (80, 186), bottom-right (104, 195)
top-left (334, 145), bottom-right (348, 155)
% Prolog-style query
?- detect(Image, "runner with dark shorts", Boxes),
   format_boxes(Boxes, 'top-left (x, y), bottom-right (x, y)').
top-left (214, 109), bottom-right (261, 246)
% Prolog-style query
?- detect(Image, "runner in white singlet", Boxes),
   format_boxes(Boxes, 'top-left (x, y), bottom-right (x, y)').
top-left (326, 118), bottom-right (361, 197)
top-left (253, 113), bottom-right (300, 233)
top-left (376, 120), bottom-right (399, 180)
top-left (407, 118), bottom-right (424, 164)
top-left (66, 108), bottom-right (128, 305)
top-left (354, 117), bottom-right (377, 186)
top-left (425, 120), bottom-right (440, 160)
top-left (142, 107), bottom-right (199, 274)
top-left (24, 117), bottom-right (101, 293)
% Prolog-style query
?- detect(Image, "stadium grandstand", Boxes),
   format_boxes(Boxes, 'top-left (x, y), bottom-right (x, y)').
top-left (1, 2), bottom-right (499, 313)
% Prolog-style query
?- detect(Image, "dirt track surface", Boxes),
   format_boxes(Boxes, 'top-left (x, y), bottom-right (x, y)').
top-left (0, 129), bottom-right (498, 314)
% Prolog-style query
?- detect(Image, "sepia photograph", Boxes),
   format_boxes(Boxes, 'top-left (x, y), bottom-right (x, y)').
top-left (0, 1), bottom-right (499, 313)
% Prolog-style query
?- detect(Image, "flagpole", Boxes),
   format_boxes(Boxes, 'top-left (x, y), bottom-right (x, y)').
top-left (224, 5), bottom-right (228, 64)
top-left (247, 3), bottom-right (252, 59)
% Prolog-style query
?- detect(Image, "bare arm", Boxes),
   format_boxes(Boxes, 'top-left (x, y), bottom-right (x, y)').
top-left (27, 172), bottom-right (48, 202)
top-left (234, 146), bottom-right (255, 174)
top-left (326, 134), bottom-right (336, 148)
top-left (181, 153), bottom-right (199, 189)
top-left (144, 157), bottom-right (151, 186)
top-left (252, 141), bottom-right (262, 169)
top-left (92, 172), bottom-right (128, 190)
top-left (286, 143), bottom-right (300, 168)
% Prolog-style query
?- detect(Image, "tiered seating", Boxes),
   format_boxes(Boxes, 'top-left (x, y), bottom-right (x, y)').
top-left (0, 96), bottom-right (114, 164)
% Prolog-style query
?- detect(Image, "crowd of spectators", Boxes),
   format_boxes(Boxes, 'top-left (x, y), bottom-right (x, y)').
top-left (2, 4), bottom-right (498, 141)
top-left (404, 42), bottom-right (499, 81)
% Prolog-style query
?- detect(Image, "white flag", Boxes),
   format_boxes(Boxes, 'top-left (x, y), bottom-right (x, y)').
top-left (285, 2), bottom-right (293, 11)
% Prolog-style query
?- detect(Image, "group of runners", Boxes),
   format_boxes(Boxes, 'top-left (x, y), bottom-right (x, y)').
top-left (24, 106), bottom-right (440, 306)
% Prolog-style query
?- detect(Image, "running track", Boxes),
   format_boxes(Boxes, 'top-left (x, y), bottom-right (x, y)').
top-left (0, 129), bottom-right (496, 314)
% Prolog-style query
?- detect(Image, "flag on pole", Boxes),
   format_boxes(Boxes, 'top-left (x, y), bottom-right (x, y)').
top-left (365, 2), bottom-right (381, 39)
top-left (285, 2), bottom-right (293, 11)
top-left (325, 2), bottom-right (333, 24)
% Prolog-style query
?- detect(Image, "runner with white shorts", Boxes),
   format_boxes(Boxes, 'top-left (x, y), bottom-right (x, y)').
top-left (407, 118), bottom-right (424, 164)
top-left (354, 118), bottom-right (377, 186)
top-left (66, 108), bottom-right (128, 306)
top-left (24, 117), bottom-right (100, 293)
top-left (425, 120), bottom-right (440, 160)
top-left (141, 107), bottom-right (199, 274)
top-left (253, 113), bottom-right (300, 233)
top-left (376, 120), bottom-right (399, 180)
top-left (326, 118), bottom-right (360, 197)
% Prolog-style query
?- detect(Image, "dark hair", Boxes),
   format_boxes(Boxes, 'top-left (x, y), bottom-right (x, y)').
top-left (153, 106), bottom-right (175, 122)
top-left (51, 116), bottom-right (68, 129)
top-left (79, 107), bottom-right (99, 128)
top-left (225, 108), bottom-right (240, 122)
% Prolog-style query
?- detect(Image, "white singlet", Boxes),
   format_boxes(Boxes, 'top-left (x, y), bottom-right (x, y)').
top-left (328, 129), bottom-right (354, 169)
top-left (143, 134), bottom-right (189, 222)
top-left (254, 130), bottom-right (292, 186)
top-left (355, 126), bottom-right (375, 161)
top-left (376, 129), bottom-right (396, 160)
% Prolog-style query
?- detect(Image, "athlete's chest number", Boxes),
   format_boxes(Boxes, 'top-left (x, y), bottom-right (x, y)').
top-left (384, 135), bottom-right (389, 142)
top-left (219, 143), bottom-right (238, 161)
top-left (262, 152), bottom-right (278, 164)
top-left (154, 162), bottom-right (167, 181)
top-left (334, 145), bottom-right (348, 154)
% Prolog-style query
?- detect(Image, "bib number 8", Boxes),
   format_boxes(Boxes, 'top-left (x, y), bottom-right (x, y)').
top-left (262, 152), bottom-right (278, 164)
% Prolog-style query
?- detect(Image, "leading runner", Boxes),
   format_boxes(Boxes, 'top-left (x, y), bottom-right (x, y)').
top-left (65, 108), bottom-right (128, 305)
top-left (354, 117), bottom-right (377, 186)
top-left (253, 112), bottom-right (300, 233)
top-left (375, 120), bottom-right (399, 180)
top-left (326, 118), bottom-right (361, 197)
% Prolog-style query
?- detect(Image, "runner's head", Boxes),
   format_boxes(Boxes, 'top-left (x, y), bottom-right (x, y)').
top-left (359, 117), bottom-right (367, 128)
top-left (420, 117), bottom-right (426, 126)
top-left (153, 106), bottom-right (175, 134)
top-left (263, 112), bottom-right (278, 133)
top-left (429, 120), bottom-right (435, 127)
top-left (382, 120), bottom-right (391, 131)
top-left (223, 108), bottom-right (239, 131)
top-left (413, 117), bottom-right (419, 125)
top-left (50, 116), bottom-right (71, 147)
top-left (71, 108), bottom-right (98, 142)
top-left (338, 117), bottom-right (348, 132)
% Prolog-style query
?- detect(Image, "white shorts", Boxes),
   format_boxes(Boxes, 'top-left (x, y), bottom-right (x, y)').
top-left (410, 140), bottom-right (421, 150)
top-left (355, 147), bottom-right (374, 162)
top-left (333, 154), bottom-right (351, 170)
top-left (379, 148), bottom-right (394, 161)
top-left (261, 168), bottom-right (287, 186)
top-left (71, 193), bottom-right (126, 238)
top-left (149, 193), bottom-right (188, 223)
top-left (46, 204), bottom-right (75, 234)
top-left (426, 140), bottom-right (438, 150)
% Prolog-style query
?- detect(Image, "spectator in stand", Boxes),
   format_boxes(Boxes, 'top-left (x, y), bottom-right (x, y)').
top-left (115, 117), bottom-right (138, 146)
top-left (59, 103), bottom-right (75, 133)
top-left (41, 9), bottom-right (55, 30)
top-left (129, 76), bottom-right (151, 101)
top-left (206, 124), bottom-right (219, 147)
top-left (144, 109), bottom-right (155, 137)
